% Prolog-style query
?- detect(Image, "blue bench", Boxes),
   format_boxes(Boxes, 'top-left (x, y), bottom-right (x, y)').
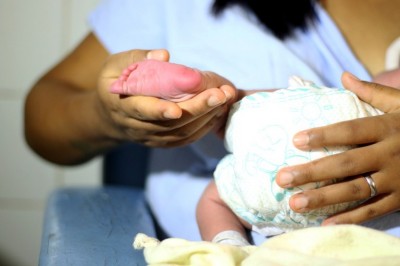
top-left (39, 143), bottom-right (155, 266)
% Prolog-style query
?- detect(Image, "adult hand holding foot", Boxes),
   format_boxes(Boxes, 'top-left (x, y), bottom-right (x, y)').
top-left (98, 48), bottom-right (237, 149)
top-left (25, 33), bottom-right (236, 165)
top-left (276, 71), bottom-right (400, 226)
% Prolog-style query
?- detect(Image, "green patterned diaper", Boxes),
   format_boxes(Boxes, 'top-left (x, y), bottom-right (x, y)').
top-left (214, 76), bottom-right (383, 236)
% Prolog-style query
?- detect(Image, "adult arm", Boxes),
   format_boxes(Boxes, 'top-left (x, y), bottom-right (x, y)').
top-left (24, 33), bottom-right (236, 165)
top-left (276, 71), bottom-right (400, 225)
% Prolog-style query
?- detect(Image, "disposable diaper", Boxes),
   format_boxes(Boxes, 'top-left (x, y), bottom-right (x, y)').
top-left (214, 76), bottom-right (383, 236)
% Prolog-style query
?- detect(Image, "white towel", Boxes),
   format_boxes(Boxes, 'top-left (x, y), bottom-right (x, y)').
top-left (133, 225), bottom-right (400, 266)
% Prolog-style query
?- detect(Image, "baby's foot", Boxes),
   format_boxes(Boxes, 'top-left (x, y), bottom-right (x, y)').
top-left (110, 59), bottom-right (203, 102)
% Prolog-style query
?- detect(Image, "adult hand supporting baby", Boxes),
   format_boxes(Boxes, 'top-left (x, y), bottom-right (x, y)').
top-left (276, 71), bottom-right (400, 225)
top-left (25, 32), bottom-right (236, 165)
top-left (97, 49), bottom-right (237, 148)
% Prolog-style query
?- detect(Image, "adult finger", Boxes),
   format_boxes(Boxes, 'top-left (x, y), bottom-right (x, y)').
top-left (322, 194), bottom-right (399, 226)
top-left (146, 107), bottom-right (227, 147)
top-left (292, 112), bottom-right (400, 150)
top-left (119, 95), bottom-right (183, 120)
top-left (276, 143), bottom-right (382, 187)
top-left (341, 71), bottom-right (400, 113)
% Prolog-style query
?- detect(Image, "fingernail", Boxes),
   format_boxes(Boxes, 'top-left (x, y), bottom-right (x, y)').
top-left (147, 50), bottom-right (165, 60)
top-left (278, 170), bottom-right (294, 187)
top-left (223, 90), bottom-right (232, 101)
top-left (146, 50), bottom-right (155, 59)
top-left (163, 111), bottom-right (174, 119)
top-left (221, 85), bottom-right (233, 101)
top-left (163, 109), bottom-right (180, 119)
top-left (208, 96), bottom-right (223, 107)
top-left (292, 196), bottom-right (308, 210)
top-left (293, 131), bottom-right (309, 148)
top-left (346, 72), bottom-right (360, 81)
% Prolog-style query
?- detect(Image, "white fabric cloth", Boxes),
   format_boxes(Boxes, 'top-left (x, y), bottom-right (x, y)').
top-left (133, 225), bottom-right (400, 266)
top-left (88, 0), bottom-right (400, 243)
top-left (215, 76), bottom-right (383, 237)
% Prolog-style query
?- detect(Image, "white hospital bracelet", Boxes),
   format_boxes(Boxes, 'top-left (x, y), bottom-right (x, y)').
top-left (211, 230), bottom-right (250, 246)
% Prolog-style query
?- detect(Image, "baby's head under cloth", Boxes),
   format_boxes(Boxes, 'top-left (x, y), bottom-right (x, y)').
top-left (214, 76), bottom-right (383, 236)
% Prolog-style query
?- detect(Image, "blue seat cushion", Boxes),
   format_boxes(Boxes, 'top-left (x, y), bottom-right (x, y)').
top-left (39, 186), bottom-right (156, 266)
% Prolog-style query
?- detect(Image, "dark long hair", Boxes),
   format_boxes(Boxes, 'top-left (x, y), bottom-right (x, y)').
top-left (212, 0), bottom-right (318, 40)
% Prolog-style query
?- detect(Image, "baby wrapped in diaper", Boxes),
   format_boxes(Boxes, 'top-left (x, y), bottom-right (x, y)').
top-left (196, 76), bottom-right (383, 246)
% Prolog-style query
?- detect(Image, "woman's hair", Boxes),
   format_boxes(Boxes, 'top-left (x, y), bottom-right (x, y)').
top-left (212, 0), bottom-right (318, 40)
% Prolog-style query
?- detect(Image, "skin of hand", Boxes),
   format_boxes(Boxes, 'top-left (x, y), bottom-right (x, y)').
top-left (97, 50), bottom-right (237, 147)
top-left (24, 33), bottom-right (237, 165)
top-left (276, 71), bottom-right (400, 226)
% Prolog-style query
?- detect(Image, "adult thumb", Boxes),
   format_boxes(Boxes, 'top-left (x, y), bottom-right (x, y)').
top-left (341, 71), bottom-right (400, 113)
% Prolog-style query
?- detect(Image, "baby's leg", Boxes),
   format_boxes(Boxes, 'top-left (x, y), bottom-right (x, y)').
top-left (110, 59), bottom-right (203, 102)
top-left (196, 181), bottom-right (250, 246)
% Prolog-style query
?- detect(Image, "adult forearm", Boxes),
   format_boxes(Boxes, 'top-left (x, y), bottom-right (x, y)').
top-left (24, 78), bottom-right (120, 165)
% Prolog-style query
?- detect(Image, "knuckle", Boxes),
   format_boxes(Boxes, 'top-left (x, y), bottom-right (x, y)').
top-left (131, 107), bottom-right (146, 120)
top-left (335, 152), bottom-right (357, 174)
top-left (365, 206), bottom-right (379, 219)
top-left (349, 182), bottom-right (363, 196)
top-left (388, 142), bottom-right (400, 160)
top-left (369, 82), bottom-right (382, 92)
top-left (307, 129), bottom-right (325, 145)
top-left (300, 159), bottom-right (321, 182)
top-left (341, 122), bottom-right (359, 138)
top-left (310, 191), bottom-right (327, 207)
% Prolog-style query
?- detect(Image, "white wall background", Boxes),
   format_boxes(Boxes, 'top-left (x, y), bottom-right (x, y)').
top-left (0, 1), bottom-right (102, 265)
